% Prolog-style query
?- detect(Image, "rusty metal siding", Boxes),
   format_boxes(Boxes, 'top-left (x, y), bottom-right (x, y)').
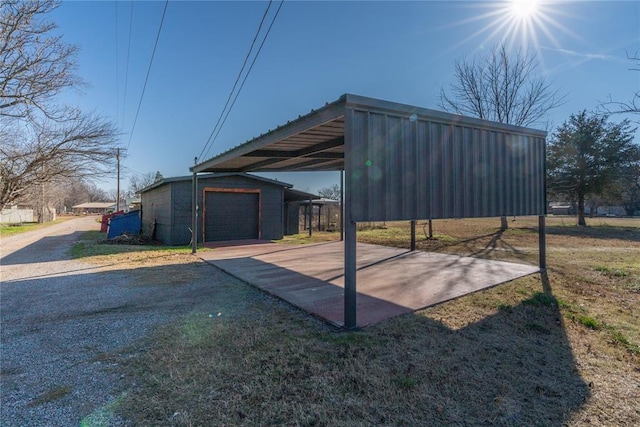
top-left (346, 107), bottom-right (546, 222)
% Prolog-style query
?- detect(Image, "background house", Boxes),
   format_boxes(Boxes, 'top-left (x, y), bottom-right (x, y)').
top-left (71, 202), bottom-right (116, 215)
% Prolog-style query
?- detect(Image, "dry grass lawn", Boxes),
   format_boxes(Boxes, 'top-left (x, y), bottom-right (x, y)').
top-left (75, 216), bottom-right (639, 425)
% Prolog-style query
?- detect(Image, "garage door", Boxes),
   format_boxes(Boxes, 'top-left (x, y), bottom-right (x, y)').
top-left (204, 191), bottom-right (259, 241)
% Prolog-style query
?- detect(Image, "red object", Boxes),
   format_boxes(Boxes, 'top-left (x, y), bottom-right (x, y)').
top-left (100, 211), bottom-right (124, 233)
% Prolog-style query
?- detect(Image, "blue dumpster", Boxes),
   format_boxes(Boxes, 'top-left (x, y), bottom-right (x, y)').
top-left (107, 210), bottom-right (141, 239)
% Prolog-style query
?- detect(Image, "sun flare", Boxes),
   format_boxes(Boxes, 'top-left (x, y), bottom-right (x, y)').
top-left (509, 0), bottom-right (541, 20)
top-left (446, 0), bottom-right (575, 56)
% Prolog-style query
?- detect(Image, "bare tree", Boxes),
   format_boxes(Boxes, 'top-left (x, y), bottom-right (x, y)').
top-left (317, 184), bottom-right (340, 200)
top-left (1, 0), bottom-right (79, 120)
top-left (600, 50), bottom-right (640, 121)
top-left (440, 44), bottom-right (564, 128)
top-left (0, 0), bottom-right (119, 213)
top-left (54, 178), bottom-right (109, 210)
top-left (1, 114), bottom-right (118, 210)
top-left (440, 44), bottom-right (564, 228)
top-left (106, 188), bottom-right (120, 204)
top-left (129, 171), bottom-right (162, 196)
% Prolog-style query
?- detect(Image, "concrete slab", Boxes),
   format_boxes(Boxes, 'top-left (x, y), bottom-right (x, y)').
top-left (198, 241), bottom-right (539, 328)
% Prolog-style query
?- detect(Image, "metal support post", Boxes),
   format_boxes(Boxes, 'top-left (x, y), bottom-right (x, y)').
top-left (308, 197), bottom-right (313, 237)
top-left (340, 170), bottom-right (344, 241)
top-left (410, 220), bottom-right (416, 251)
top-left (343, 109), bottom-right (356, 329)
top-left (539, 215), bottom-right (546, 270)
top-left (344, 217), bottom-right (357, 329)
top-left (191, 166), bottom-right (198, 254)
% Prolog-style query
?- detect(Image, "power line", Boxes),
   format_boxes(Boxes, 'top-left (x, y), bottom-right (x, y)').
top-left (122, 0), bottom-right (134, 128)
top-left (198, 0), bottom-right (284, 161)
top-left (198, 1), bottom-right (273, 160)
top-left (202, 0), bottom-right (284, 161)
top-left (115, 1), bottom-right (119, 128)
top-left (126, 0), bottom-right (169, 151)
top-left (122, 165), bottom-right (146, 178)
top-left (197, 0), bottom-right (273, 161)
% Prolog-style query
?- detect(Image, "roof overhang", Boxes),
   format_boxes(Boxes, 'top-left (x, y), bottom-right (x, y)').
top-left (284, 188), bottom-right (321, 202)
top-left (191, 93), bottom-right (546, 174)
top-left (191, 95), bottom-right (348, 173)
top-left (141, 172), bottom-right (294, 193)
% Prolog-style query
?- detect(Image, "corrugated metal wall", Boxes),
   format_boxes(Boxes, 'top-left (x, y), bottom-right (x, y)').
top-left (284, 201), bottom-right (300, 235)
top-left (140, 184), bottom-right (173, 244)
top-left (346, 109), bottom-right (546, 222)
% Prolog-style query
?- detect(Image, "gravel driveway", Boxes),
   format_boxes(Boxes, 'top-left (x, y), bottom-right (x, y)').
top-left (0, 217), bottom-right (242, 426)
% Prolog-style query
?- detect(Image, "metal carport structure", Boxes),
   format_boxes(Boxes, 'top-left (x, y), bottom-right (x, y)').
top-left (190, 94), bottom-right (547, 329)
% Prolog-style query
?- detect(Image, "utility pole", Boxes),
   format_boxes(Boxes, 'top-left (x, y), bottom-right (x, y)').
top-left (41, 164), bottom-right (45, 223)
top-left (192, 156), bottom-right (198, 254)
top-left (116, 148), bottom-right (121, 212)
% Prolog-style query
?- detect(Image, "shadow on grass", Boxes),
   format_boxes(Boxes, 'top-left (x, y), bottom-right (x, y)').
top-left (546, 225), bottom-right (640, 242)
top-left (117, 266), bottom-right (589, 426)
top-left (0, 230), bottom-right (196, 266)
top-left (418, 230), bottom-right (532, 264)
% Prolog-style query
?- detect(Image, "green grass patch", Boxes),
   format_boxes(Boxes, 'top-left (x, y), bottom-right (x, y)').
top-left (522, 292), bottom-right (557, 307)
top-left (496, 303), bottom-right (512, 311)
top-left (609, 330), bottom-right (639, 354)
top-left (0, 217), bottom-right (74, 237)
top-left (594, 265), bottom-right (629, 277)
top-left (576, 315), bottom-right (600, 330)
top-left (80, 391), bottom-right (128, 427)
top-left (178, 314), bottom-right (216, 347)
top-left (69, 230), bottom-right (204, 259)
top-left (394, 375), bottom-right (417, 390)
top-left (0, 222), bottom-right (40, 237)
top-left (427, 233), bottom-right (458, 243)
top-left (277, 231), bottom-right (339, 245)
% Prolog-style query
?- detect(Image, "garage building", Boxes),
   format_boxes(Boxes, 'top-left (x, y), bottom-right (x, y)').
top-left (140, 173), bottom-right (316, 245)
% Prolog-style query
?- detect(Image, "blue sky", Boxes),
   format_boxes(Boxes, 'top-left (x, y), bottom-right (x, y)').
top-left (51, 1), bottom-right (640, 194)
